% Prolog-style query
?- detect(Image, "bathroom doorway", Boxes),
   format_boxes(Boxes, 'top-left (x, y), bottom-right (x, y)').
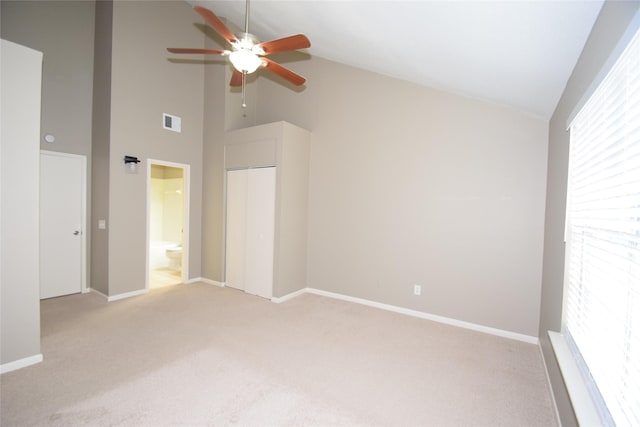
top-left (146, 160), bottom-right (189, 289)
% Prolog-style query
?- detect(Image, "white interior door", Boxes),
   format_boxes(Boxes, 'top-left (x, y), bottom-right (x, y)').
top-left (225, 167), bottom-right (275, 298)
top-left (225, 169), bottom-right (248, 291)
top-left (245, 167), bottom-right (275, 299)
top-left (40, 151), bottom-right (85, 299)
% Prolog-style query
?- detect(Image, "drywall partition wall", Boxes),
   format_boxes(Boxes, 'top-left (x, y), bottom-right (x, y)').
top-left (275, 123), bottom-right (313, 297)
top-left (256, 57), bottom-right (548, 338)
top-left (224, 122), bottom-right (311, 298)
top-left (0, 1), bottom-right (95, 156)
top-left (91, 0), bottom-right (113, 295)
top-left (1, 40), bottom-right (43, 370)
top-left (202, 40), bottom-right (228, 283)
top-left (539, 2), bottom-right (640, 426)
top-left (107, 1), bottom-right (205, 296)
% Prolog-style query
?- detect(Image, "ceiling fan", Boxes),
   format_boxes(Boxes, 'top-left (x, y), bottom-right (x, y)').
top-left (167, 1), bottom-right (311, 107)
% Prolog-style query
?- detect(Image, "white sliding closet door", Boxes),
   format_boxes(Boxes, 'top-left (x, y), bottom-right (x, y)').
top-left (225, 169), bottom-right (248, 291)
top-left (225, 167), bottom-right (276, 298)
top-left (245, 167), bottom-right (276, 298)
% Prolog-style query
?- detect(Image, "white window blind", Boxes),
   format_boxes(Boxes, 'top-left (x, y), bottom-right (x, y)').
top-left (565, 27), bottom-right (640, 426)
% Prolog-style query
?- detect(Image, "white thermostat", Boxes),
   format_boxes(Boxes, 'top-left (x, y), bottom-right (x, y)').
top-left (163, 113), bottom-right (182, 133)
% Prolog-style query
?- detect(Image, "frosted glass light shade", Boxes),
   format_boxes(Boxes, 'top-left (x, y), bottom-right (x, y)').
top-left (229, 50), bottom-right (262, 74)
top-left (126, 162), bottom-right (138, 174)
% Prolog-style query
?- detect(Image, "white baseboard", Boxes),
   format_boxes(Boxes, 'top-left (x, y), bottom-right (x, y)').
top-left (197, 277), bottom-right (225, 287)
top-left (271, 288), bottom-right (307, 303)
top-left (107, 289), bottom-right (147, 302)
top-left (1, 353), bottom-right (43, 374)
top-left (91, 287), bottom-right (147, 302)
top-left (275, 287), bottom-right (538, 345)
top-left (89, 288), bottom-right (108, 299)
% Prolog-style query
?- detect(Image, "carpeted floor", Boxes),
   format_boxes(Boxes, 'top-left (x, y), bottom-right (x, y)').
top-left (0, 283), bottom-right (558, 426)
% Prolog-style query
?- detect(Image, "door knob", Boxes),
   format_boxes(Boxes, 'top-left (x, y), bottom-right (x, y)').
top-left (73, 230), bottom-right (80, 235)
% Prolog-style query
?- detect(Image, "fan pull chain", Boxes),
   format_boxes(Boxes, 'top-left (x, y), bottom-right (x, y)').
top-left (242, 72), bottom-right (247, 108)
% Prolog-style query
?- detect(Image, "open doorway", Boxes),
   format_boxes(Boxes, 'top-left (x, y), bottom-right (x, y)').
top-left (146, 160), bottom-right (190, 290)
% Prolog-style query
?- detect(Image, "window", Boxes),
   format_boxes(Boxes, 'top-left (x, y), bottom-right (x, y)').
top-left (563, 27), bottom-right (640, 426)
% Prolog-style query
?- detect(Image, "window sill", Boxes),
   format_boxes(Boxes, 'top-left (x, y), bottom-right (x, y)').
top-left (548, 331), bottom-right (602, 426)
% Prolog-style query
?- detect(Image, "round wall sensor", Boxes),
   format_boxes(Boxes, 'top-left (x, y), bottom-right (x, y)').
top-left (44, 134), bottom-right (55, 143)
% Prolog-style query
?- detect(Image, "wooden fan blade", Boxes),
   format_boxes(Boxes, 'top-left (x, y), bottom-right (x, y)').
top-left (256, 34), bottom-right (311, 55)
top-left (230, 69), bottom-right (243, 87)
top-left (193, 6), bottom-right (238, 45)
top-left (261, 58), bottom-right (306, 86)
top-left (167, 48), bottom-right (226, 55)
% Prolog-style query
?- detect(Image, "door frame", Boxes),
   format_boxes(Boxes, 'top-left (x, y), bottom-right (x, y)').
top-left (145, 159), bottom-right (190, 290)
top-left (40, 150), bottom-right (88, 295)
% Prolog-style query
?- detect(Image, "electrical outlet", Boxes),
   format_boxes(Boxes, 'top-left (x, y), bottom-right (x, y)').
top-left (413, 284), bottom-right (421, 296)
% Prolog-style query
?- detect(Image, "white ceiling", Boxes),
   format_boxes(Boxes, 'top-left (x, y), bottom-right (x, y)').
top-left (189, 0), bottom-right (604, 119)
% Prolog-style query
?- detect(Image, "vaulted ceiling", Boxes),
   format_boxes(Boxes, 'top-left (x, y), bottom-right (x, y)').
top-left (189, 0), bottom-right (604, 119)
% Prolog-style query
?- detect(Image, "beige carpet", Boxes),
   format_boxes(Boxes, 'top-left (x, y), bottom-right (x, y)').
top-left (0, 283), bottom-right (558, 426)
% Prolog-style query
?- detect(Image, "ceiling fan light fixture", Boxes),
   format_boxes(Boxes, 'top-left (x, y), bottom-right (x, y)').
top-left (168, 5), bottom-right (309, 93)
top-left (229, 49), bottom-right (262, 74)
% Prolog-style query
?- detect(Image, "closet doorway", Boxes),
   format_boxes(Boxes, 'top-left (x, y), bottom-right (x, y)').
top-left (225, 167), bottom-right (276, 299)
top-left (146, 160), bottom-right (189, 289)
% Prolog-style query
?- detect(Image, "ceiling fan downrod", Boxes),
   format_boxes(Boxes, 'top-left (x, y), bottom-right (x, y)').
top-left (244, 0), bottom-right (250, 35)
top-left (242, 0), bottom-right (249, 108)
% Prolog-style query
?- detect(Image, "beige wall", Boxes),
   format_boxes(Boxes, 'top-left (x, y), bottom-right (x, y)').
top-left (255, 56), bottom-right (548, 337)
top-left (1, 40), bottom-right (43, 368)
top-left (274, 123), bottom-right (311, 297)
top-left (539, 2), bottom-right (640, 425)
top-left (201, 29), bottom-right (228, 282)
top-left (107, 0), bottom-right (204, 295)
top-left (91, 0), bottom-right (113, 295)
top-left (0, 1), bottom-right (95, 156)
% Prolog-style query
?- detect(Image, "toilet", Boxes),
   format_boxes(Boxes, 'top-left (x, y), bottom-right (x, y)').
top-left (165, 246), bottom-right (182, 271)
